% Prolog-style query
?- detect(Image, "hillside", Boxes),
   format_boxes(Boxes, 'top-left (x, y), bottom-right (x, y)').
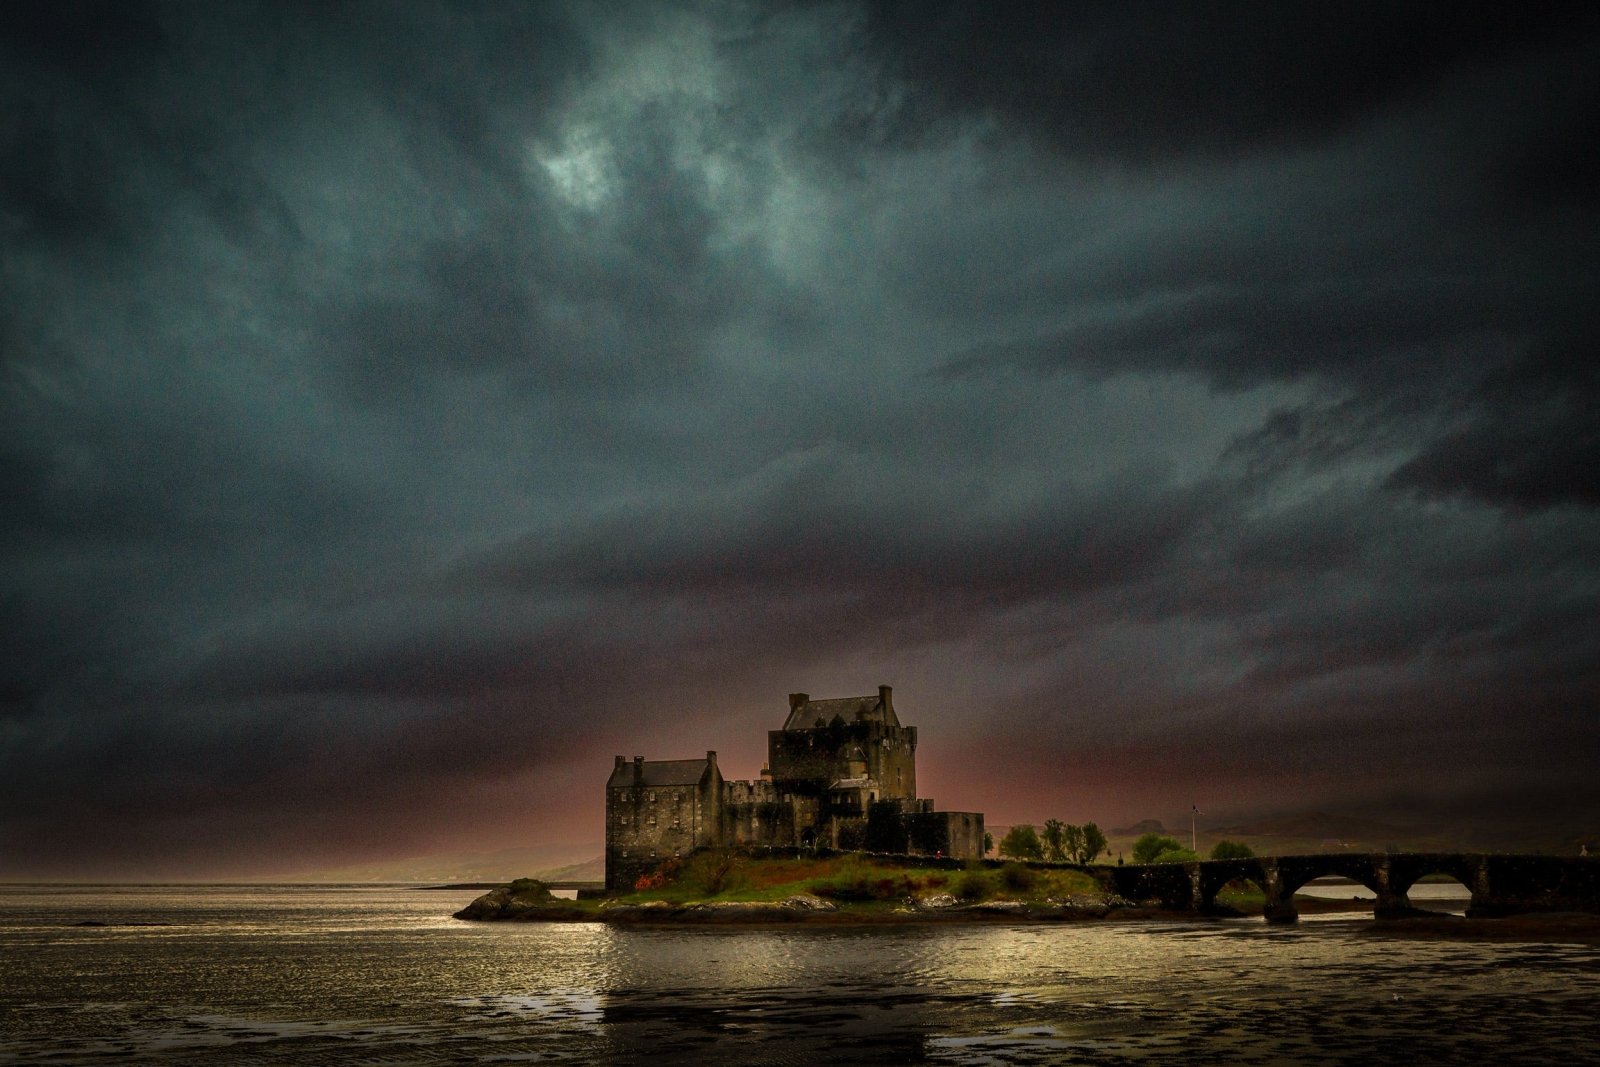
top-left (278, 842), bottom-right (603, 884)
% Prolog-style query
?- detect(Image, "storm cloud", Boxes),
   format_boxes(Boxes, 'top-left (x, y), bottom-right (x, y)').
top-left (3, 1), bottom-right (1597, 877)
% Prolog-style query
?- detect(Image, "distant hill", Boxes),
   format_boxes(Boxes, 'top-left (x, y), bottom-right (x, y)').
top-left (536, 855), bottom-right (605, 883)
top-left (279, 842), bottom-right (603, 884)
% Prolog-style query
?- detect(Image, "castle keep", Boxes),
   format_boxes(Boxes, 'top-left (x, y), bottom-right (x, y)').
top-left (605, 686), bottom-right (985, 890)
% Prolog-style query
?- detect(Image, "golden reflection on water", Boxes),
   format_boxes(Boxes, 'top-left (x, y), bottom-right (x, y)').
top-left (1, 885), bottom-right (1597, 1064)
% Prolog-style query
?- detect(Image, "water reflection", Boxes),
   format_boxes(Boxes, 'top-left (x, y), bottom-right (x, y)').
top-left (1298, 877), bottom-right (1473, 902)
top-left (1, 886), bottom-right (1596, 1064)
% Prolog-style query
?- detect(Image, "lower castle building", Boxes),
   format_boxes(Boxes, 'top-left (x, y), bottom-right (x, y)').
top-left (605, 686), bottom-right (985, 890)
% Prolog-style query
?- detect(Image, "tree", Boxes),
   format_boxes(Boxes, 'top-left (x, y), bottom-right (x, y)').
top-left (1132, 832), bottom-right (1183, 864)
top-left (999, 824), bottom-right (1043, 861)
top-left (983, 831), bottom-right (994, 856)
top-left (1062, 823), bottom-right (1085, 863)
top-left (1042, 819), bottom-right (1067, 862)
top-left (1080, 823), bottom-right (1108, 864)
top-left (1210, 840), bottom-right (1255, 860)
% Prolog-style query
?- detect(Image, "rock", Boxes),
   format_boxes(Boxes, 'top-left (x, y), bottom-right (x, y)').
top-left (779, 894), bottom-right (837, 912)
top-left (453, 885), bottom-right (588, 922)
top-left (600, 895), bottom-right (840, 924)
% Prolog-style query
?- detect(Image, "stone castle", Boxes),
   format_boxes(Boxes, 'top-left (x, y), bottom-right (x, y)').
top-left (605, 686), bottom-right (985, 890)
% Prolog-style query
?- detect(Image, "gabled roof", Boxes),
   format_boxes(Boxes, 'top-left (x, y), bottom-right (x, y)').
top-left (607, 758), bottom-right (713, 789)
top-left (783, 692), bottom-right (900, 731)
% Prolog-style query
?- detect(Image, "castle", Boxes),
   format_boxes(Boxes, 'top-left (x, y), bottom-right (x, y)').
top-left (605, 686), bottom-right (985, 890)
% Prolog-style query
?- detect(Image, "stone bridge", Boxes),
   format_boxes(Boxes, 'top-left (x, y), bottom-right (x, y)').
top-left (1096, 853), bottom-right (1600, 923)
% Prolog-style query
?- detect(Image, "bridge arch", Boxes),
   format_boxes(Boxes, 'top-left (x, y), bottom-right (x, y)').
top-left (1271, 854), bottom-right (1384, 899)
top-left (1197, 859), bottom-right (1265, 912)
top-left (1112, 853), bottom-right (1600, 922)
top-left (1386, 853), bottom-right (1484, 899)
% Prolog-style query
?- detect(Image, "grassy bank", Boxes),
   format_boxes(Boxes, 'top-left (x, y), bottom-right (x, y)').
top-left (617, 850), bottom-right (1104, 906)
top-left (456, 850), bottom-right (1108, 921)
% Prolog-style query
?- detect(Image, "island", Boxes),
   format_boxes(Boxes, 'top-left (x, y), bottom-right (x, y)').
top-left (456, 685), bottom-right (1600, 935)
top-left (453, 849), bottom-right (1346, 925)
top-left (454, 846), bottom-right (1600, 942)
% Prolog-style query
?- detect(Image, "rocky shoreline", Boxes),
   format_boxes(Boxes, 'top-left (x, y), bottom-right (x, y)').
top-left (451, 883), bottom-right (1600, 938)
top-left (453, 888), bottom-right (1144, 924)
top-left (450, 885), bottom-right (1326, 925)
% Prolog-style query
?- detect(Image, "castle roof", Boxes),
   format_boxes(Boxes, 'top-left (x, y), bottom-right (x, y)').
top-left (606, 758), bottom-right (714, 789)
top-left (782, 688), bottom-right (900, 731)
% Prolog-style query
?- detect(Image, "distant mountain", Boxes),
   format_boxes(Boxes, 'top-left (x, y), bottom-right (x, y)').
top-left (279, 842), bottom-right (603, 883)
top-left (538, 856), bottom-right (605, 883)
top-left (1112, 819), bottom-right (1167, 837)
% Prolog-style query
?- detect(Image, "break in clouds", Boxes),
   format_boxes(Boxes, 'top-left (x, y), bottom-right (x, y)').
top-left (2, 2), bottom-right (1597, 877)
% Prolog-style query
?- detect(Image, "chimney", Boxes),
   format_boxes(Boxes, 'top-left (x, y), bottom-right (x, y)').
top-left (614, 755), bottom-right (625, 772)
top-left (633, 755), bottom-right (644, 785)
top-left (706, 750), bottom-right (718, 775)
top-left (788, 692), bottom-right (809, 711)
top-left (879, 685), bottom-right (893, 712)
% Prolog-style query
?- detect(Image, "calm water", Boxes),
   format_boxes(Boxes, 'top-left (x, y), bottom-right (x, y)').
top-left (2, 885), bottom-right (1597, 1065)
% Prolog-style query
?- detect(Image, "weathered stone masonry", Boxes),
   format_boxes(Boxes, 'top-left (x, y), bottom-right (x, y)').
top-left (605, 686), bottom-right (985, 891)
top-left (1100, 851), bottom-right (1600, 921)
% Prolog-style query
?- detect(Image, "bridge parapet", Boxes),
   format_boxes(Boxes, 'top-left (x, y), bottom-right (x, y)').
top-left (1108, 853), bottom-right (1600, 923)
top-left (1467, 854), bottom-right (1600, 917)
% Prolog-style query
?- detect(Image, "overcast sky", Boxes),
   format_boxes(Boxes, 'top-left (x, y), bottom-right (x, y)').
top-left (4, 2), bottom-right (1597, 878)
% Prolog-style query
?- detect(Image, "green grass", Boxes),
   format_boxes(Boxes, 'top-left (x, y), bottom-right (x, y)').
top-left (612, 851), bottom-right (1103, 906)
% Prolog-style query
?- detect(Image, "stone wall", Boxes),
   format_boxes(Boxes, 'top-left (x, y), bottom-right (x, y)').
top-left (605, 776), bottom-right (720, 891)
top-left (767, 720), bottom-right (918, 800)
top-left (863, 804), bottom-right (984, 859)
top-left (723, 778), bottom-right (808, 848)
top-left (902, 810), bottom-right (985, 859)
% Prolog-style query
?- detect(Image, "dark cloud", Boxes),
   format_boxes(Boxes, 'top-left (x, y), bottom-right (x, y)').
top-left (1390, 323), bottom-right (1600, 509)
top-left (2, 3), bottom-right (1597, 877)
top-left (857, 2), bottom-right (1598, 161)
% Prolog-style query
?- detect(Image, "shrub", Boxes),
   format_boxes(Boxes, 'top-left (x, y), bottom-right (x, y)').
top-left (1132, 832), bottom-right (1184, 864)
top-left (813, 869), bottom-right (919, 901)
top-left (810, 859), bottom-right (947, 902)
top-left (1210, 840), bottom-right (1255, 860)
top-left (1150, 847), bottom-right (1201, 864)
top-left (633, 856), bottom-right (683, 892)
top-left (955, 870), bottom-right (988, 902)
top-left (819, 857), bottom-right (921, 902)
top-left (999, 862), bottom-right (1036, 893)
top-left (681, 850), bottom-right (741, 896)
